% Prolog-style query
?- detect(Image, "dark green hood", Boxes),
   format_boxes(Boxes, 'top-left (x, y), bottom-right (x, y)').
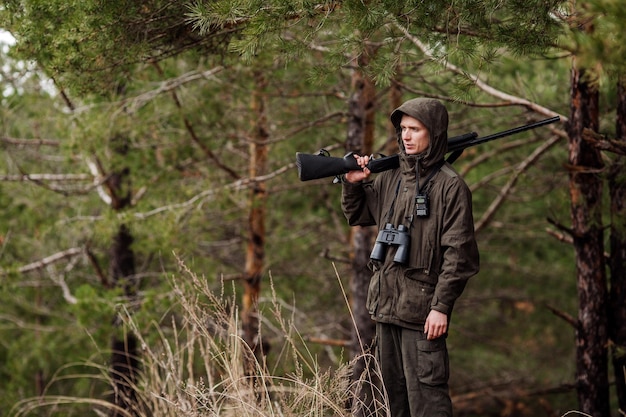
top-left (390, 98), bottom-right (449, 169)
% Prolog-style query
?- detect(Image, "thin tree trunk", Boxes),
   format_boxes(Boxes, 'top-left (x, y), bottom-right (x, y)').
top-left (385, 79), bottom-right (402, 155)
top-left (567, 61), bottom-right (610, 416)
top-left (346, 47), bottom-right (378, 417)
top-left (109, 222), bottom-right (139, 417)
top-left (102, 162), bottom-right (140, 416)
top-left (242, 70), bottom-right (269, 372)
top-left (35, 289), bottom-right (44, 397)
top-left (609, 76), bottom-right (626, 413)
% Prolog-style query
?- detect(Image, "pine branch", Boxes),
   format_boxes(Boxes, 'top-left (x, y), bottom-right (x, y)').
top-left (393, 21), bottom-right (566, 121)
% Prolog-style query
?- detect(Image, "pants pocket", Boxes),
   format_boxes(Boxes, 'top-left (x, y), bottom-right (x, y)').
top-left (416, 338), bottom-right (449, 386)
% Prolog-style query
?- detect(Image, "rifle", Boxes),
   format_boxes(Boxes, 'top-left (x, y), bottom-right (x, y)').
top-left (295, 116), bottom-right (560, 182)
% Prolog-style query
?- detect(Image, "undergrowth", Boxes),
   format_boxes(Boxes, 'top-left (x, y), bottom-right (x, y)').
top-left (10, 260), bottom-right (386, 416)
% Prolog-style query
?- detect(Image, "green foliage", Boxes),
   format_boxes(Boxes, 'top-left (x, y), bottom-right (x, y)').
top-left (2, 0), bottom-right (620, 415)
top-left (567, 0), bottom-right (626, 77)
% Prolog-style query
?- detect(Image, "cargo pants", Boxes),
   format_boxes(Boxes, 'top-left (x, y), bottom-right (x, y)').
top-left (376, 322), bottom-right (452, 417)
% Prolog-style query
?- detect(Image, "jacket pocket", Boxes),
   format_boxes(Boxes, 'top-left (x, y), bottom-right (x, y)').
top-left (396, 268), bottom-right (435, 323)
top-left (416, 338), bottom-right (449, 386)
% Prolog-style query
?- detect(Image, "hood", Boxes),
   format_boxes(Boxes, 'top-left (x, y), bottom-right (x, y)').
top-left (390, 98), bottom-right (448, 169)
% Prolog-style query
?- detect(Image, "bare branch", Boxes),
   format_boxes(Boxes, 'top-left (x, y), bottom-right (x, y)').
top-left (151, 62), bottom-right (240, 180)
top-left (545, 304), bottom-right (579, 329)
top-left (46, 263), bottom-right (78, 305)
top-left (474, 134), bottom-right (562, 233)
top-left (546, 223), bottom-right (611, 260)
top-left (321, 248), bottom-right (351, 264)
top-left (546, 217), bottom-right (574, 239)
top-left (582, 127), bottom-right (626, 156)
top-left (85, 247), bottom-right (110, 288)
top-left (0, 173), bottom-right (90, 182)
top-left (0, 314), bottom-right (60, 332)
top-left (132, 162), bottom-right (295, 219)
top-left (460, 137), bottom-right (542, 177)
top-left (86, 158), bottom-right (113, 205)
top-left (1, 247), bottom-right (84, 276)
top-left (119, 67), bottom-right (224, 114)
top-left (306, 336), bottom-right (349, 348)
top-left (1, 137), bottom-right (60, 147)
top-left (263, 110), bottom-right (346, 145)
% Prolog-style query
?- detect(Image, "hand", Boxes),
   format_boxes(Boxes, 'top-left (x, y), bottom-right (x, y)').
top-left (424, 310), bottom-right (448, 340)
top-left (344, 154), bottom-right (371, 183)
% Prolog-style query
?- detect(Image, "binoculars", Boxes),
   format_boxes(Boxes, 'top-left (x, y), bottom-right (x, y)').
top-left (370, 223), bottom-right (410, 264)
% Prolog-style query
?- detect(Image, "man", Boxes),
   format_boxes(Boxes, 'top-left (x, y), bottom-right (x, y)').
top-left (342, 98), bottom-right (480, 417)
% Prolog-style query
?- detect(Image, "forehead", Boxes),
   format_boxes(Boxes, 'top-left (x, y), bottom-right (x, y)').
top-left (400, 114), bottom-right (426, 128)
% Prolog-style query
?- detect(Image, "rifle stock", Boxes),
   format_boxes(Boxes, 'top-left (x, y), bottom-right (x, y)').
top-left (296, 116), bottom-right (560, 181)
top-left (296, 152), bottom-right (400, 182)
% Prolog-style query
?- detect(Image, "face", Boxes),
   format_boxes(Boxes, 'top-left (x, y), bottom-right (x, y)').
top-left (400, 114), bottom-right (430, 155)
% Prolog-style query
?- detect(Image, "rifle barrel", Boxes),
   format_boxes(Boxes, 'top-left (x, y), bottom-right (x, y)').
top-left (449, 116), bottom-right (560, 153)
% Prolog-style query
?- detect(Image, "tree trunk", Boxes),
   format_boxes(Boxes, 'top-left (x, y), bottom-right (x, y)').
top-left (242, 70), bottom-right (269, 372)
top-left (385, 79), bottom-right (402, 155)
top-left (567, 62), bottom-right (610, 416)
top-left (109, 222), bottom-right (139, 416)
top-left (609, 76), bottom-right (626, 413)
top-left (346, 47), bottom-right (378, 417)
top-left (100, 161), bottom-right (140, 416)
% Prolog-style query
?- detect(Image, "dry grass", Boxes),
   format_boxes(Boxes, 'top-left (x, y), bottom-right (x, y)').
top-left (11, 259), bottom-right (384, 416)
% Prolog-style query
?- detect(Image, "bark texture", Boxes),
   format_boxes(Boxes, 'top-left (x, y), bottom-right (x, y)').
top-left (567, 63), bottom-right (610, 417)
top-left (109, 222), bottom-right (139, 416)
top-left (609, 77), bottom-right (626, 413)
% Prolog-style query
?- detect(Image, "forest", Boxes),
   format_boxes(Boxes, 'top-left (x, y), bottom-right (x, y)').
top-left (1, 1), bottom-right (625, 416)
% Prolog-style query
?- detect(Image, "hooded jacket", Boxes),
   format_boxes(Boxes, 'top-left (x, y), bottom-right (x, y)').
top-left (342, 98), bottom-right (479, 330)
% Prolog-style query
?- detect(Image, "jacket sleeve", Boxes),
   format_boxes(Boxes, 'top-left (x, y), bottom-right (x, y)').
top-left (431, 177), bottom-right (480, 316)
top-left (341, 180), bottom-right (378, 227)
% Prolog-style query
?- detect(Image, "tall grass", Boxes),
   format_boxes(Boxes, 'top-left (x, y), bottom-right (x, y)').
top-left (11, 260), bottom-right (385, 416)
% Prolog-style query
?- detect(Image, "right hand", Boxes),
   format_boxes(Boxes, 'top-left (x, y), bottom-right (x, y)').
top-left (345, 154), bottom-right (371, 183)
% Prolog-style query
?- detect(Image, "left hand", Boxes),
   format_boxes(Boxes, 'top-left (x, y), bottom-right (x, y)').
top-left (424, 310), bottom-right (448, 340)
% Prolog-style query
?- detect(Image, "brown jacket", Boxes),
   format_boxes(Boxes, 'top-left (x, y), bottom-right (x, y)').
top-left (342, 98), bottom-right (479, 330)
